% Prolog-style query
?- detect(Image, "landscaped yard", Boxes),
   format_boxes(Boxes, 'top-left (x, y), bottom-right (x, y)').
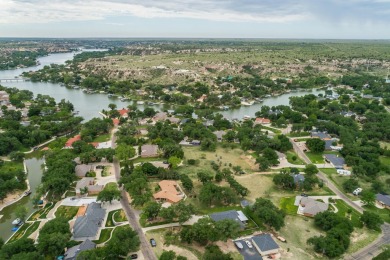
top-left (113, 209), bottom-right (127, 222)
top-left (93, 133), bottom-right (111, 142)
top-left (55, 206), bottom-right (79, 221)
top-left (106, 210), bottom-right (118, 227)
top-left (363, 205), bottom-right (390, 223)
top-left (93, 228), bottom-right (113, 244)
top-left (22, 221), bottom-right (41, 239)
top-left (286, 151), bottom-right (305, 165)
top-left (305, 152), bottom-right (325, 163)
top-left (280, 197), bottom-right (298, 215)
top-left (8, 222), bottom-right (32, 243)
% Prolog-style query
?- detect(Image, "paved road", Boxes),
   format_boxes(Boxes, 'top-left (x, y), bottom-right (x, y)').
top-left (290, 137), bottom-right (390, 259)
top-left (110, 127), bottom-right (157, 260)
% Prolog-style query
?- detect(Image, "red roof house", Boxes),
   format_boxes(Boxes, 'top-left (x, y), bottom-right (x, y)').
top-left (65, 135), bottom-right (81, 148)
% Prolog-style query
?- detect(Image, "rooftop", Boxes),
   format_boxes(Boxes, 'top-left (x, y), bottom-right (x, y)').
top-left (64, 239), bottom-right (96, 260)
top-left (65, 135), bottom-right (81, 148)
top-left (311, 131), bottom-right (331, 140)
top-left (323, 154), bottom-right (345, 168)
top-left (153, 180), bottom-right (182, 203)
top-left (73, 202), bottom-right (105, 239)
top-left (376, 194), bottom-right (390, 206)
top-left (141, 144), bottom-right (159, 157)
top-left (209, 210), bottom-right (248, 229)
top-left (252, 234), bottom-right (279, 252)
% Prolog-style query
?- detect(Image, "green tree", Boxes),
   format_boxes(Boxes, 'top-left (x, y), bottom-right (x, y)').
top-left (144, 201), bottom-right (161, 219)
top-left (15, 206), bottom-right (28, 222)
top-left (304, 164), bottom-right (318, 176)
top-left (104, 226), bottom-right (140, 259)
top-left (203, 245), bottom-right (233, 260)
top-left (360, 211), bottom-right (384, 231)
top-left (273, 173), bottom-right (295, 190)
top-left (215, 219), bottom-right (241, 241)
top-left (251, 198), bottom-right (285, 230)
top-left (159, 250), bottom-right (176, 260)
top-left (306, 138), bottom-right (325, 153)
top-left (342, 179), bottom-right (359, 193)
top-left (360, 191), bottom-right (376, 206)
top-left (168, 156), bottom-right (181, 169)
top-left (97, 185), bottom-right (121, 204)
top-left (115, 144), bottom-right (136, 161)
top-left (180, 174), bottom-right (193, 192)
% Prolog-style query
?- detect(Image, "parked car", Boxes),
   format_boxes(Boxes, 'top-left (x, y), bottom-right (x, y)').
top-left (150, 238), bottom-right (157, 247)
top-left (301, 193), bottom-right (308, 197)
top-left (234, 241), bottom-right (244, 250)
top-left (96, 165), bottom-right (105, 169)
top-left (245, 240), bottom-right (253, 248)
top-left (130, 254), bottom-right (138, 259)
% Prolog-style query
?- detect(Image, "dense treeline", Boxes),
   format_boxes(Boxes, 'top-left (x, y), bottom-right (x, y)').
top-left (0, 161), bottom-right (26, 202)
top-left (0, 49), bottom-right (47, 70)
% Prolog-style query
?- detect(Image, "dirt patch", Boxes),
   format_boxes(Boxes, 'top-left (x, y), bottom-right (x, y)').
top-left (165, 245), bottom-right (198, 260)
top-left (216, 240), bottom-right (237, 254)
top-left (240, 155), bottom-right (258, 171)
top-left (235, 174), bottom-right (274, 202)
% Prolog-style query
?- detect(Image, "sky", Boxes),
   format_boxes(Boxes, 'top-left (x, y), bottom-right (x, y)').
top-left (1, 0), bottom-right (390, 39)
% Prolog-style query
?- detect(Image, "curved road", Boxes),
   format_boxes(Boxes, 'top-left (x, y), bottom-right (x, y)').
top-left (290, 138), bottom-right (390, 259)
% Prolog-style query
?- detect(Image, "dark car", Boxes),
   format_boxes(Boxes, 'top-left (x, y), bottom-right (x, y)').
top-left (95, 165), bottom-right (105, 169)
top-left (130, 254), bottom-right (138, 259)
top-left (150, 238), bottom-right (157, 247)
top-left (301, 193), bottom-right (308, 197)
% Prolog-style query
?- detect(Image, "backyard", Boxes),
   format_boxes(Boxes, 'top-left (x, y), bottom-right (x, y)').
top-left (54, 206), bottom-right (79, 221)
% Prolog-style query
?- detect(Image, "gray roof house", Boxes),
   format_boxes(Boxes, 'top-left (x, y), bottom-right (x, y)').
top-left (64, 239), bottom-right (96, 260)
top-left (376, 194), bottom-right (390, 209)
top-left (72, 202), bottom-right (106, 241)
top-left (311, 131), bottom-right (331, 140)
top-left (75, 164), bottom-right (94, 178)
top-left (296, 196), bottom-right (328, 217)
top-left (209, 210), bottom-right (248, 229)
top-left (252, 234), bottom-right (280, 256)
top-left (292, 174), bottom-right (305, 185)
top-left (324, 154), bottom-right (345, 169)
top-left (324, 139), bottom-right (334, 150)
top-left (213, 130), bottom-right (226, 142)
top-left (140, 145), bottom-right (159, 158)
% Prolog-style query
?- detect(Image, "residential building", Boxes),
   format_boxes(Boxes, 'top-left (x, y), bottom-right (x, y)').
top-left (65, 135), bottom-right (81, 148)
top-left (75, 177), bottom-right (103, 196)
top-left (140, 144), bottom-right (159, 158)
top-left (117, 108), bottom-right (129, 118)
top-left (324, 154), bottom-right (345, 169)
top-left (153, 180), bottom-right (183, 203)
top-left (310, 131), bottom-right (331, 140)
top-left (295, 196), bottom-right (328, 217)
top-left (254, 117), bottom-right (271, 125)
top-left (153, 112), bottom-right (168, 122)
top-left (64, 239), bottom-right (96, 260)
top-left (72, 202), bottom-right (106, 241)
top-left (376, 194), bottom-right (390, 209)
top-left (292, 174), bottom-right (305, 187)
top-left (213, 130), bottom-right (226, 142)
top-left (75, 164), bottom-right (94, 178)
top-left (337, 169), bottom-right (351, 176)
top-left (209, 210), bottom-right (248, 229)
top-left (251, 234), bottom-right (280, 256)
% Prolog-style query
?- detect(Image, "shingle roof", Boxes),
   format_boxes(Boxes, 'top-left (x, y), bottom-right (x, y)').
top-left (252, 234), bottom-right (279, 252)
top-left (292, 174), bottom-right (305, 184)
top-left (73, 202), bottom-right (105, 239)
top-left (153, 180), bottom-right (182, 203)
top-left (299, 197), bottom-right (328, 216)
top-left (75, 164), bottom-right (93, 178)
top-left (64, 239), bottom-right (96, 260)
top-left (323, 154), bottom-right (345, 168)
top-left (311, 131), bottom-right (331, 140)
top-left (376, 194), bottom-right (390, 206)
top-left (141, 145), bottom-right (158, 157)
top-left (209, 210), bottom-right (246, 229)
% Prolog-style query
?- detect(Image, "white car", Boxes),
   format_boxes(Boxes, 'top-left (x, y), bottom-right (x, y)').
top-left (245, 240), bottom-right (253, 248)
top-left (234, 241), bottom-right (243, 250)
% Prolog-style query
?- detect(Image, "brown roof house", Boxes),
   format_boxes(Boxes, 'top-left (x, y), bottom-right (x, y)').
top-left (295, 196), bottom-right (328, 217)
top-left (75, 164), bottom-right (94, 178)
top-left (153, 112), bottom-right (168, 122)
top-left (140, 144), bottom-right (159, 158)
top-left (75, 177), bottom-right (104, 196)
top-left (153, 180), bottom-right (183, 204)
top-left (254, 117), bottom-right (271, 125)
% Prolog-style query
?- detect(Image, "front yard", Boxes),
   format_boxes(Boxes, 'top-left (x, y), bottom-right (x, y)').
top-left (55, 206), bottom-right (79, 221)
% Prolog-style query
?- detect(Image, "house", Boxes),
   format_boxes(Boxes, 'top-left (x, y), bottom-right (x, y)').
top-left (251, 234), bottom-right (280, 256)
top-left (117, 108), bottom-right (129, 118)
top-left (213, 130), bottom-right (226, 142)
top-left (75, 177), bottom-right (103, 196)
top-left (209, 210), bottom-right (248, 229)
top-left (153, 112), bottom-right (168, 122)
top-left (139, 129), bottom-right (149, 136)
top-left (75, 164), bottom-right (94, 178)
top-left (203, 120), bottom-right (214, 127)
top-left (292, 174), bottom-right (305, 186)
top-left (310, 131), bottom-right (331, 140)
top-left (149, 161), bottom-right (170, 169)
top-left (254, 117), bottom-right (271, 125)
top-left (376, 194), bottom-right (390, 209)
top-left (337, 169), bottom-right (351, 176)
top-left (153, 180), bottom-right (183, 203)
top-left (64, 239), bottom-right (96, 260)
top-left (95, 141), bottom-right (112, 149)
top-left (112, 118), bottom-right (120, 126)
top-left (72, 202), bottom-right (106, 241)
top-left (324, 139), bottom-right (334, 150)
top-left (190, 140), bottom-right (201, 146)
top-left (296, 196), bottom-right (328, 217)
top-left (324, 154), bottom-right (345, 169)
top-left (65, 135), bottom-right (81, 148)
top-left (167, 117), bottom-right (181, 124)
top-left (140, 144), bottom-right (159, 158)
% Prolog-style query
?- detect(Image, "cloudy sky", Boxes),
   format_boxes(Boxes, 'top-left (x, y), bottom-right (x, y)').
top-left (1, 0), bottom-right (390, 38)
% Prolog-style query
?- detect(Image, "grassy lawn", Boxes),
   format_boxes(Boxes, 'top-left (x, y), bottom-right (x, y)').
top-left (55, 206), bottom-right (79, 221)
top-left (379, 156), bottom-right (390, 165)
top-left (261, 125), bottom-right (282, 134)
top-left (334, 200), bottom-right (363, 228)
top-left (39, 203), bottom-right (55, 219)
top-left (287, 132), bottom-right (310, 137)
top-left (113, 209), bottom-right (127, 222)
top-left (28, 203), bottom-right (54, 221)
top-left (93, 133), bottom-right (111, 142)
top-left (286, 151), bottom-right (305, 165)
top-left (280, 197), bottom-right (298, 215)
top-left (305, 152), bottom-right (324, 163)
top-left (93, 228), bottom-right (113, 244)
top-left (347, 228), bottom-right (380, 254)
top-left (363, 205), bottom-right (390, 223)
top-left (235, 174), bottom-right (275, 202)
top-left (278, 215), bottom-right (325, 259)
top-left (106, 210), bottom-right (119, 227)
top-left (181, 146), bottom-right (253, 174)
top-left (22, 221), bottom-right (41, 239)
top-left (131, 157), bottom-right (164, 164)
top-left (8, 223), bottom-right (32, 243)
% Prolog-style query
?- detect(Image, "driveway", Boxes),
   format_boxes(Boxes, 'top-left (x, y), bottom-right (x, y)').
top-left (234, 239), bottom-right (262, 260)
top-left (61, 197), bottom-right (97, 206)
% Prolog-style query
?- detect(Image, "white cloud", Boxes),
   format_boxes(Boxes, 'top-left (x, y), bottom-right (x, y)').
top-left (0, 0), bottom-right (308, 24)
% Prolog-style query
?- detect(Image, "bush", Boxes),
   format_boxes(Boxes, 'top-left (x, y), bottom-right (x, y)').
top-left (187, 159), bottom-right (198, 165)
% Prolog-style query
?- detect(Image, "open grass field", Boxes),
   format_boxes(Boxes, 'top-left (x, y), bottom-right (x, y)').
top-left (280, 197), bottom-right (298, 215)
top-left (235, 174), bottom-right (275, 202)
top-left (181, 146), bottom-right (253, 174)
top-left (93, 133), bottom-right (111, 142)
top-left (54, 206), bottom-right (79, 221)
top-left (305, 152), bottom-right (325, 163)
top-left (278, 216), bottom-right (325, 260)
